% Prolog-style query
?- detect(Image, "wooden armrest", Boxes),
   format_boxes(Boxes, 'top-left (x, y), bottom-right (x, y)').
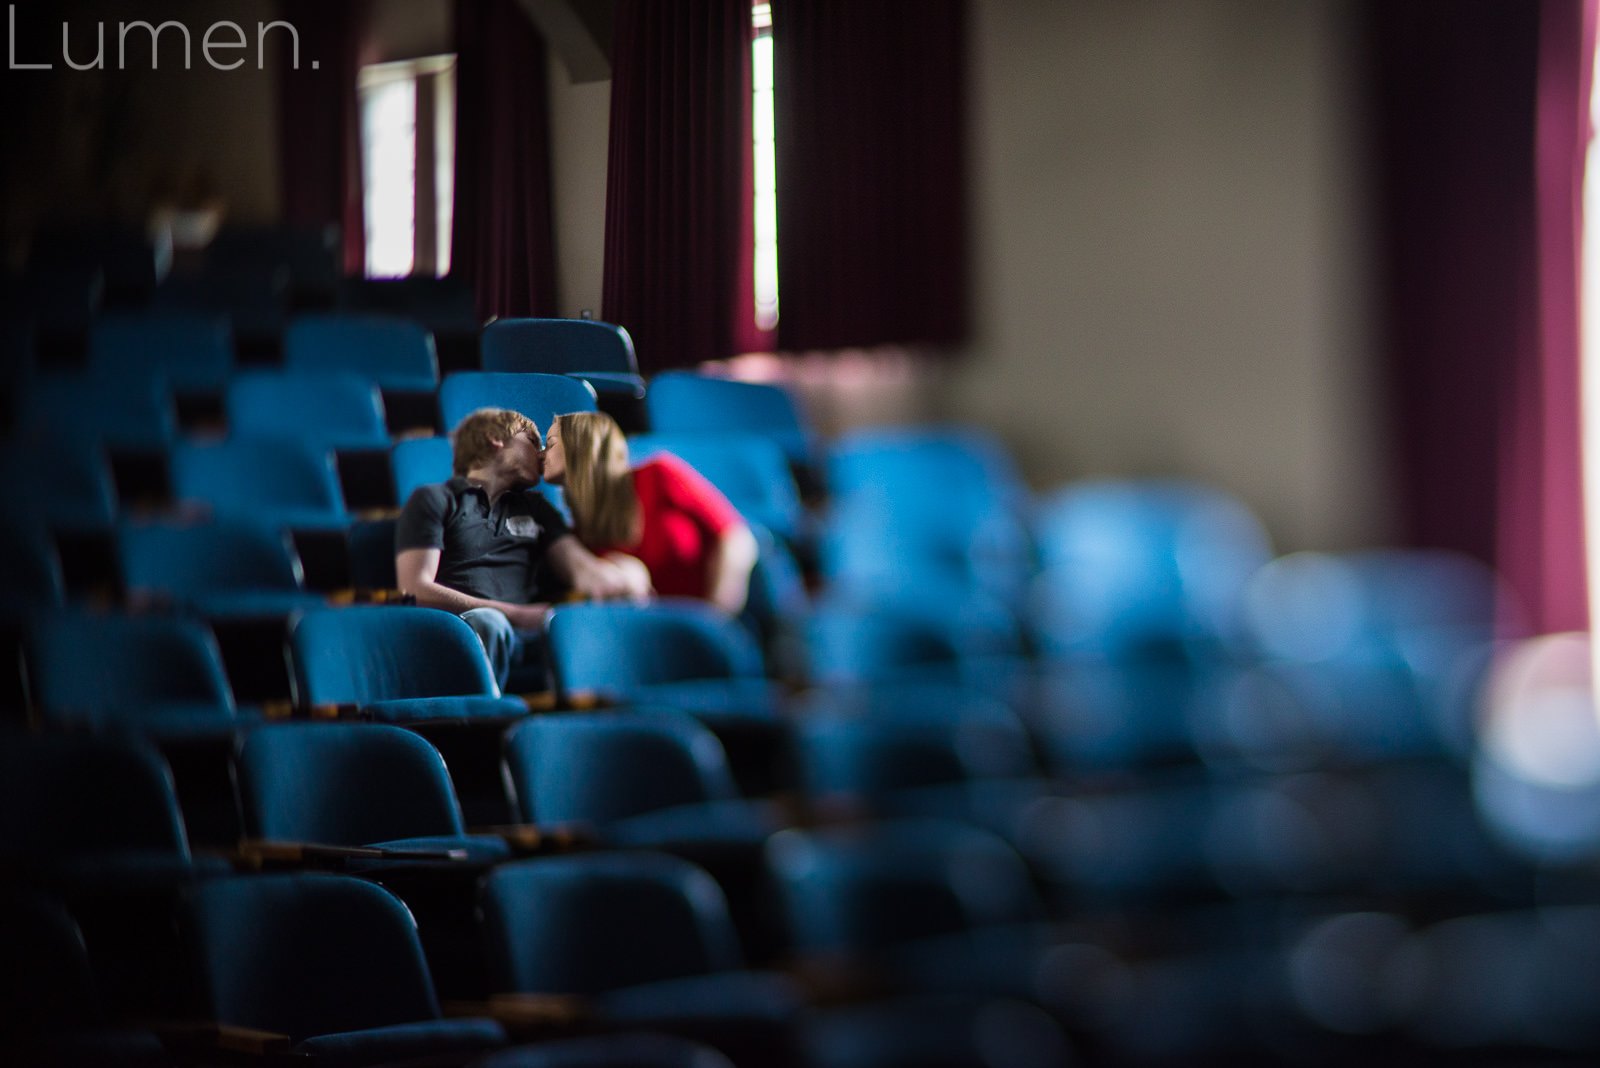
top-left (309, 702), bottom-right (363, 720)
top-left (142, 1020), bottom-right (293, 1054)
top-left (352, 507), bottom-right (403, 521)
top-left (516, 690), bottom-right (610, 712)
top-left (325, 589), bottom-right (415, 606)
top-left (469, 823), bottom-right (597, 852)
top-left (443, 993), bottom-right (590, 1030)
top-left (783, 953), bottom-right (891, 1005)
top-left (230, 839), bottom-right (468, 870)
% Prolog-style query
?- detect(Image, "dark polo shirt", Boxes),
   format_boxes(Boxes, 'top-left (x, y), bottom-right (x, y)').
top-left (395, 477), bottom-right (572, 604)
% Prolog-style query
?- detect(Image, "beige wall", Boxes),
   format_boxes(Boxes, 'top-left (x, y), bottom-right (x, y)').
top-left (546, 46), bottom-right (611, 319)
top-left (946, 0), bottom-right (1394, 551)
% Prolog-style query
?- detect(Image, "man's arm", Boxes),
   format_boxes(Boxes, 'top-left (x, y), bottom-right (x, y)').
top-left (395, 547), bottom-right (550, 628)
top-left (704, 522), bottom-right (759, 614)
top-left (546, 535), bottom-right (651, 600)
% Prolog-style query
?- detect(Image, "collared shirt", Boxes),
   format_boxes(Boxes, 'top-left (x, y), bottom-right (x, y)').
top-left (395, 477), bottom-right (572, 604)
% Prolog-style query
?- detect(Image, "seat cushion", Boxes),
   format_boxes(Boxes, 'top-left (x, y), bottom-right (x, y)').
top-left (294, 1017), bottom-right (507, 1067)
top-left (359, 696), bottom-right (529, 722)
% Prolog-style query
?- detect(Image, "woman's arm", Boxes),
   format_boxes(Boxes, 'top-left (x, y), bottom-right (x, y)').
top-left (704, 522), bottom-right (758, 614)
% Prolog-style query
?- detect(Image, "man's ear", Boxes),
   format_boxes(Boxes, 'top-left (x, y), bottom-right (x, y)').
top-left (486, 435), bottom-right (506, 451)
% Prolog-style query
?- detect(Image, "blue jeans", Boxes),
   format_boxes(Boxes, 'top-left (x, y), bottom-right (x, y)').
top-left (459, 608), bottom-right (549, 694)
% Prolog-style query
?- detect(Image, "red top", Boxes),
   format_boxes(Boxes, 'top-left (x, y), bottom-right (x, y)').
top-left (593, 454), bottom-right (744, 599)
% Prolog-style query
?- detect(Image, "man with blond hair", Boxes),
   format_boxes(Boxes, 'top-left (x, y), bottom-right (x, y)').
top-left (395, 407), bottom-right (645, 690)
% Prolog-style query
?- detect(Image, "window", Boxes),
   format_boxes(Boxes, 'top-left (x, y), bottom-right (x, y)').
top-left (752, 3), bottom-right (778, 331)
top-left (358, 54), bottom-right (456, 279)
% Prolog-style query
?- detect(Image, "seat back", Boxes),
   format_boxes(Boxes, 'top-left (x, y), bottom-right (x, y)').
top-left (392, 437), bottom-right (456, 504)
top-left (24, 612), bottom-right (235, 726)
top-left (171, 438), bottom-right (346, 521)
top-left (0, 436), bottom-right (117, 528)
top-left (503, 712), bottom-right (738, 824)
top-left (481, 318), bottom-right (638, 376)
top-left (0, 523), bottom-right (64, 620)
top-left (766, 821), bottom-right (1042, 952)
top-left (225, 370), bottom-right (389, 448)
top-left (335, 276), bottom-right (479, 336)
top-left (285, 314), bottom-right (439, 391)
top-left (236, 722), bottom-right (466, 844)
top-left (118, 518), bottom-right (303, 601)
top-left (0, 890), bottom-right (107, 1037)
top-left (346, 516), bottom-right (399, 590)
top-left (19, 372), bottom-right (177, 449)
top-left (438, 371), bottom-right (597, 434)
top-left (627, 433), bottom-right (803, 541)
top-left (545, 601), bottom-right (764, 698)
top-left (290, 606), bottom-right (498, 705)
top-left (804, 588), bottom-right (1023, 687)
top-left (644, 373), bottom-right (811, 463)
top-left (183, 873), bottom-right (441, 1041)
top-left (1030, 479), bottom-right (1272, 658)
top-left (29, 223), bottom-right (164, 307)
top-left (797, 685), bottom-right (1038, 797)
top-left (208, 223), bottom-right (339, 304)
top-left (480, 853), bottom-right (743, 994)
top-left (0, 733), bottom-right (191, 861)
top-left (89, 313), bottom-right (233, 389)
top-left (827, 425), bottom-right (1027, 509)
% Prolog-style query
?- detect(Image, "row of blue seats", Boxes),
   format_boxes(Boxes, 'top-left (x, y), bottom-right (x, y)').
top-left (7, 722), bottom-right (1588, 1065)
top-left (12, 598), bottom-right (1523, 906)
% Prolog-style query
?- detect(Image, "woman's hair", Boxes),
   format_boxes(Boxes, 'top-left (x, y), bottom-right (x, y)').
top-left (451, 407), bottom-right (539, 476)
top-left (555, 411), bottom-right (640, 547)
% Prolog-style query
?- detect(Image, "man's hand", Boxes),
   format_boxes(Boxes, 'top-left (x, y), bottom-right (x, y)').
top-left (549, 535), bottom-right (653, 603)
top-left (501, 602), bottom-right (552, 628)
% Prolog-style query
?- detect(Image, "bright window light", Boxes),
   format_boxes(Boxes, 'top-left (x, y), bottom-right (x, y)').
top-left (359, 54), bottom-right (456, 279)
top-left (753, 7), bottom-right (778, 331)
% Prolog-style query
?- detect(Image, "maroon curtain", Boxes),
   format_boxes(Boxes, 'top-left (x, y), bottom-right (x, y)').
top-left (452, 0), bottom-right (560, 322)
top-left (1368, 0), bottom-right (1592, 633)
top-left (277, 0), bottom-right (366, 274)
top-left (1501, 0), bottom-right (1596, 632)
top-left (771, 0), bottom-right (968, 352)
top-left (602, 0), bottom-right (752, 372)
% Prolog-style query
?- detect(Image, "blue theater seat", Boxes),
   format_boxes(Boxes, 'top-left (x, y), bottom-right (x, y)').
top-left (0, 435), bottom-right (117, 531)
top-left (236, 722), bottom-right (510, 865)
top-left (545, 600), bottom-right (779, 724)
top-left (89, 313), bottom-right (233, 391)
top-left (289, 605), bottom-right (527, 720)
top-left (481, 317), bottom-right (645, 398)
top-left (171, 437), bottom-right (348, 530)
top-left (285, 313), bottom-right (440, 392)
top-left (17, 372), bottom-right (177, 450)
top-left (480, 853), bottom-right (803, 1063)
top-left (474, 1033), bottom-right (735, 1068)
top-left (438, 369), bottom-right (598, 433)
top-left (23, 611), bottom-right (238, 741)
top-left (0, 732), bottom-right (215, 886)
top-left (645, 372), bottom-right (813, 466)
top-left (0, 890), bottom-right (173, 1066)
top-left (796, 684), bottom-right (1048, 829)
top-left (181, 873), bottom-right (506, 1064)
top-left (504, 711), bottom-right (783, 847)
top-left (767, 820), bottom-right (1081, 1016)
top-left (225, 369), bottom-right (390, 450)
top-left (117, 517), bottom-right (324, 619)
top-left (1028, 478), bottom-right (1272, 660)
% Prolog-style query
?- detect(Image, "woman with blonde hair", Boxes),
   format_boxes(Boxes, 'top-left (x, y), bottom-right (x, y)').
top-left (543, 411), bottom-right (759, 613)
